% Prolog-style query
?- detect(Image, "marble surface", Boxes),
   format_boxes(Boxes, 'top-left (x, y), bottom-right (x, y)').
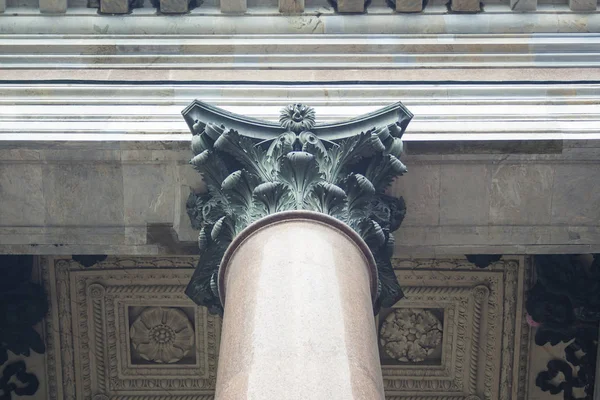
top-left (217, 215), bottom-right (382, 399)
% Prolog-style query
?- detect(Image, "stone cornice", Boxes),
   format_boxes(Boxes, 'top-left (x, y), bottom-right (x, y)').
top-left (1, 8), bottom-right (600, 34)
top-left (1, 33), bottom-right (600, 71)
top-left (2, 82), bottom-right (600, 143)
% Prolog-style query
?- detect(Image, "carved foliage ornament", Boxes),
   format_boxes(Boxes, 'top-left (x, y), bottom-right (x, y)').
top-left (130, 307), bottom-right (195, 364)
top-left (182, 101), bottom-right (413, 315)
top-left (380, 308), bottom-right (443, 363)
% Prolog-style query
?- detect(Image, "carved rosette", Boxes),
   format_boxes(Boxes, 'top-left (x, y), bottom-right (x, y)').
top-left (380, 308), bottom-right (443, 362)
top-left (182, 101), bottom-right (413, 315)
top-left (130, 307), bottom-right (195, 364)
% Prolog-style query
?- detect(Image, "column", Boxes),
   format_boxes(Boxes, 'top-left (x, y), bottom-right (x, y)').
top-left (215, 211), bottom-right (384, 399)
top-left (181, 101), bottom-right (413, 400)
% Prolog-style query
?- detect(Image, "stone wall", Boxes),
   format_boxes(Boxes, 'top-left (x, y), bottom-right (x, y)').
top-left (1, 139), bottom-right (598, 255)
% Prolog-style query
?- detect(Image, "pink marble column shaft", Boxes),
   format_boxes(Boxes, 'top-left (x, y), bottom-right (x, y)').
top-left (215, 211), bottom-right (385, 400)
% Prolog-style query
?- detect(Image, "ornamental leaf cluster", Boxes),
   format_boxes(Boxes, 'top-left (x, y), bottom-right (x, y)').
top-left (185, 105), bottom-right (408, 315)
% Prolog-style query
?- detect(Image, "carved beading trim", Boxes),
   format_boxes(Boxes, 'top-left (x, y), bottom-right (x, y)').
top-left (105, 286), bottom-right (183, 294)
top-left (454, 298), bottom-right (468, 392)
top-left (516, 258), bottom-right (532, 400)
top-left (384, 378), bottom-right (455, 391)
top-left (469, 286), bottom-right (489, 395)
top-left (56, 260), bottom-right (77, 400)
top-left (77, 257), bottom-right (198, 269)
top-left (499, 261), bottom-right (518, 400)
top-left (88, 283), bottom-right (107, 394)
top-left (76, 276), bottom-right (93, 399)
top-left (42, 257), bottom-right (60, 400)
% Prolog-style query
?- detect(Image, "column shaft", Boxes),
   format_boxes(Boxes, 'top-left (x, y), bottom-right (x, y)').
top-left (215, 212), bottom-right (385, 400)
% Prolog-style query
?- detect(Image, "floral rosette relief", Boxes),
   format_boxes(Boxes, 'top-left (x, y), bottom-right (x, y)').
top-left (130, 307), bottom-right (195, 364)
top-left (380, 308), bottom-right (443, 362)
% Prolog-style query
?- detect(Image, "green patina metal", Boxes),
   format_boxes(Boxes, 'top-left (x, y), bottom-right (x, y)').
top-left (182, 102), bottom-right (412, 315)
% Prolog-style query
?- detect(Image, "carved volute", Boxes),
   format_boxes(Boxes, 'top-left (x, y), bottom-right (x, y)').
top-left (182, 101), bottom-right (413, 315)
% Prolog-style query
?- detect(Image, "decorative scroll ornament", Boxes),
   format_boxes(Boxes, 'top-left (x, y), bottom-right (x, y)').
top-left (182, 101), bottom-right (413, 315)
top-left (527, 254), bottom-right (599, 400)
top-left (0, 256), bottom-right (46, 400)
top-left (130, 307), bottom-right (195, 364)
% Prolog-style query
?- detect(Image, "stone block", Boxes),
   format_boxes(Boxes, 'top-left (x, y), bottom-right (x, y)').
top-left (40, 0), bottom-right (67, 13)
top-left (173, 164), bottom-right (205, 242)
top-left (279, 0), bottom-right (303, 13)
top-left (220, 0), bottom-right (246, 13)
top-left (568, 0), bottom-right (596, 11)
top-left (551, 164), bottom-right (600, 225)
top-left (389, 164), bottom-right (440, 226)
top-left (489, 164), bottom-right (554, 225)
top-left (395, 0), bottom-right (422, 12)
top-left (394, 226), bottom-right (441, 246)
top-left (336, 0), bottom-right (364, 13)
top-left (42, 163), bottom-right (124, 226)
top-left (549, 226), bottom-right (600, 246)
top-left (0, 164), bottom-right (45, 226)
top-left (100, 0), bottom-right (128, 14)
top-left (0, 0), bottom-right (5, 12)
top-left (440, 164), bottom-right (490, 225)
top-left (510, 0), bottom-right (536, 11)
top-left (451, 0), bottom-right (480, 12)
top-left (123, 164), bottom-right (176, 225)
top-left (160, 0), bottom-right (188, 13)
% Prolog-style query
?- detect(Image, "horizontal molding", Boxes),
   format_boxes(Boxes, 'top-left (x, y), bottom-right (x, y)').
top-left (1, 225), bottom-right (599, 254)
top-left (0, 6), bottom-right (600, 35)
top-left (1, 33), bottom-right (600, 70)
top-left (1, 82), bottom-right (600, 142)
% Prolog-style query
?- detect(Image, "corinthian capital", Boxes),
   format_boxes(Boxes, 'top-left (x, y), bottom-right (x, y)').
top-left (182, 101), bottom-right (413, 315)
